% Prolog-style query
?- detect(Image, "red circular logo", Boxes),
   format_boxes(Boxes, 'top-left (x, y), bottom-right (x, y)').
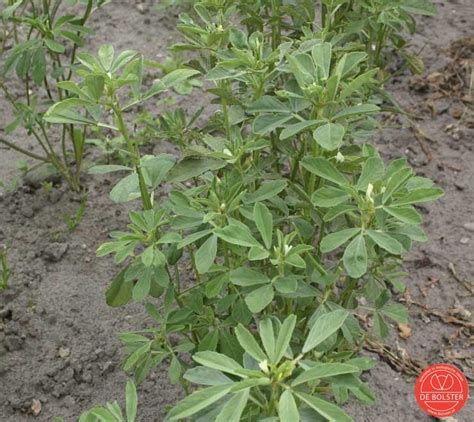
top-left (415, 364), bottom-right (469, 417)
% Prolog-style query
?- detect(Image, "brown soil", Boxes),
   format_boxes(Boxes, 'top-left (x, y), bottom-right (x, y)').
top-left (0, 1), bottom-right (472, 421)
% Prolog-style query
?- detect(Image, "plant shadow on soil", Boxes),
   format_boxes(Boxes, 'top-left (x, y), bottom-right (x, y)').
top-left (0, 1), bottom-right (473, 421)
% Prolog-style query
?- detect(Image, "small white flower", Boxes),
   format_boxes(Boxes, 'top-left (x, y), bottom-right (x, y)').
top-left (366, 183), bottom-right (374, 201)
top-left (283, 244), bottom-right (293, 255)
top-left (336, 152), bottom-right (345, 163)
top-left (259, 359), bottom-right (269, 373)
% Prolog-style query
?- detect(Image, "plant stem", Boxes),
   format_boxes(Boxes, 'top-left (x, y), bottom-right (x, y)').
top-left (0, 138), bottom-right (48, 161)
top-left (113, 103), bottom-right (152, 210)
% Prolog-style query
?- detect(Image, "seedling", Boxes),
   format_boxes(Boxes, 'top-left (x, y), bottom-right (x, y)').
top-left (0, 245), bottom-right (11, 290)
top-left (63, 197), bottom-right (87, 232)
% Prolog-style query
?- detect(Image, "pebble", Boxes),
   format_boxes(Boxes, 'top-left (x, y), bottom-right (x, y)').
top-left (463, 222), bottom-right (474, 232)
top-left (101, 360), bottom-right (114, 375)
top-left (460, 237), bottom-right (470, 244)
top-left (58, 347), bottom-right (71, 358)
top-left (43, 243), bottom-right (68, 262)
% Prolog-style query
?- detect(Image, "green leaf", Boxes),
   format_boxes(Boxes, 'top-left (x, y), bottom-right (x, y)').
top-left (125, 381), bottom-right (137, 422)
top-left (106, 269), bottom-right (132, 307)
top-left (303, 310), bottom-right (349, 353)
top-left (253, 114), bottom-right (293, 135)
top-left (195, 235), bottom-right (217, 274)
top-left (45, 38), bottom-right (65, 53)
top-left (110, 174), bottom-right (140, 203)
top-left (383, 206), bottom-right (422, 224)
top-left (235, 325), bottom-right (267, 362)
top-left (88, 165), bottom-right (132, 174)
top-left (230, 267), bottom-right (270, 286)
top-left (340, 68), bottom-right (379, 99)
top-left (98, 44), bottom-right (115, 70)
top-left (382, 167), bottom-right (413, 204)
top-left (279, 390), bottom-right (300, 422)
top-left (313, 123), bottom-right (345, 151)
top-left (366, 230), bottom-right (403, 255)
top-left (295, 392), bottom-right (353, 422)
top-left (274, 314), bottom-right (296, 363)
top-left (169, 355), bottom-right (182, 384)
top-left (280, 120), bottom-right (322, 140)
top-left (259, 318), bottom-right (276, 363)
top-left (312, 187), bottom-right (350, 208)
top-left (312, 42), bottom-right (332, 80)
top-left (141, 246), bottom-right (155, 267)
top-left (44, 98), bottom-right (97, 125)
top-left (292, 363), bottom-right (359, 386)
top-left (336, 52), bottom-right (367, 77)
top-left (301, 157), bottom-right (348, 186)
top-left (247, 96), bottom-right (290, 113)
top-left (85, 74), bottom-right (105, 101)
top-left (333, 104), bottom-right (379, 120)
top-left (253, 203), bottom-right (273, 249)
top-left (167, 384), bottom-right (232, 421)
top-left (380, 303), bottom-right (408, 324)
top-left (215, 223), bottom-right (261, 248)
top-left (273, 276), bottom-right (298, 293)
top-left (160, 68), bottom-right (201, 89)
top-left (401, 0), bottom-right (437, 16)
top-left (167, 157), bottom-right (226, 182)
top-left (132, 276), bottom-right (151, 301)
top-left (343, 234), bottom-right (367, 278)
top-left (248, 246), bottom-right (270, 261)
top-left (323, 205), bottom-right (357, 222)
top-left (320, 228), bottom-right (360, 253)
top-left (391, 188), bottom-right (444, 206)
top-left (357, 157), bottom-right (385, 191)
top-left (243, 180), bottom-right (287, 204)
top-left (193, 352), bottom-right (243, 376)
top-left (245, 284), bottom-right (274, 313)
top-left (373, 312), bottom-right (389, 337)
top-left (215, 389), bottom-right (250, 422)
top-left (184, 367), bottom-right (232, 386)
top-left (31, 48), bottom-right (46, 85)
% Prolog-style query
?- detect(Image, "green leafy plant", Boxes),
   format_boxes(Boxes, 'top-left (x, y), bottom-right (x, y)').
top-left (0, 244), bottom-right (11, 290)
top-left (0, 0), bottom-right (108, 191)
top-left (321, 0), bottom-right (437, 71)
top-left (44, 1), bottom-right (443, 420)
top-left (63, 196), bottom-right (87, 231)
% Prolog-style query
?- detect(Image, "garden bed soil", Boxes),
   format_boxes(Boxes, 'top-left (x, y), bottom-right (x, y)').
top-left (0, 1), bottom-right (472, 421)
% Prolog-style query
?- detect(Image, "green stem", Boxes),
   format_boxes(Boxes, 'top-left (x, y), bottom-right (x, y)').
top-left (0, 138), bottom-right (48, 162)
top-left (271, 0), bottom-right (281, 51)
top-left (113, 104), bottom-right (152, 210)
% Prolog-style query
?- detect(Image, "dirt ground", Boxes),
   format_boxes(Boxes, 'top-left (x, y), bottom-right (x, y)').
top-left (0, 1), bottom-right (472, 421)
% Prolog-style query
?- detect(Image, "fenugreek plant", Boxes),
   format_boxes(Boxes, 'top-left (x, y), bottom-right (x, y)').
top-left (45, 1), bottom-right (443, 420)
top-left (0, 0), bottom-right (108, 191)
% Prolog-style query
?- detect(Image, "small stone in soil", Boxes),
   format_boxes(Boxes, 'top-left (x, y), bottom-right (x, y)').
top-left (460, 237), bottom-right (470, 244)
top-left (43, 242), bottom-right (68, 262)
top-left (58, 346), bottom-right (71, 358)
top-left (463, 222), bottom-right (474, 232)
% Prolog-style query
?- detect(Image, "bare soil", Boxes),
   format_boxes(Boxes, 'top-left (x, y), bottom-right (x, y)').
top-left (0, 1), bottom-right (472, 421)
